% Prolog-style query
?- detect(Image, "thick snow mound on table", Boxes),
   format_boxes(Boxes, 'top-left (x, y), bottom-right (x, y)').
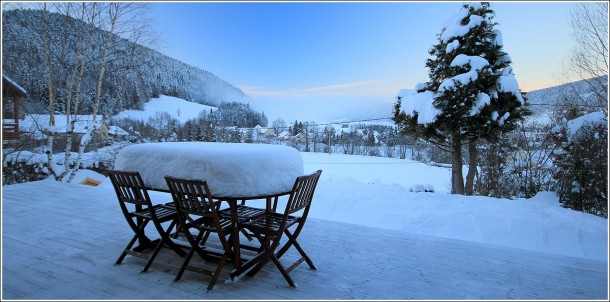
top-left (114, 142), bottom-right (304, 197)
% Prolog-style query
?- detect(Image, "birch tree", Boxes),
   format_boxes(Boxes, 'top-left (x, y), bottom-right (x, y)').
top-left (60, 3), bottom-right (100, 179)
top-left (34, 2), bottom-right (149, 181)
top-left (40, 3), bottom-right (61, 178)
top-left (68, 2), bottom-right (142, 182)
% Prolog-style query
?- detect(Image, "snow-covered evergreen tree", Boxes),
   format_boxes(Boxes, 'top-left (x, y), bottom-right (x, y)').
top-left (552, 111), bottom-right (608, 218)
top-left (393, 2), bottom-right (530, 195)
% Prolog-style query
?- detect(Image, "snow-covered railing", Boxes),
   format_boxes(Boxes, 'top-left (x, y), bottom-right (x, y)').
top-left (2, 122), bottom-right (19, 140)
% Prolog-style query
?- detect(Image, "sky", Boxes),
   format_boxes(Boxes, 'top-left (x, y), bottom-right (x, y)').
top-left (146, 1), bottom-right (580, 121)
top-left (0, 1), bottom-right (582, 122)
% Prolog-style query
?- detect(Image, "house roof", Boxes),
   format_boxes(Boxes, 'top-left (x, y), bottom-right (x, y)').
top-left (108, 125), bottom-right (130, 136)
top-left (277, 130), bottom-right (291, 138)
top-left (2, 74), bottom-right (27, 97)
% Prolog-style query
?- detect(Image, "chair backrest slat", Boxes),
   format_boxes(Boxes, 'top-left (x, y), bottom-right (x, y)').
top-left (285, 170), bottom-right (322, 215)
top-left (164, 176), bottom-right (216, 218)
top-left (107, 170), bottom-right (151, 207)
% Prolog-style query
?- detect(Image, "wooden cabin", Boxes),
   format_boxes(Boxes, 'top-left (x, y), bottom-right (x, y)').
top-left (2, 74), bottom-right (27, 141)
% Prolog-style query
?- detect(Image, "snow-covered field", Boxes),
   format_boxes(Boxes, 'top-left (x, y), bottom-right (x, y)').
top-left (112, 95), bottom-right (217, 124)
top-left (301, 152), bottom-right (608, 262)
top-left (11, 150), bottom-right (607, 263)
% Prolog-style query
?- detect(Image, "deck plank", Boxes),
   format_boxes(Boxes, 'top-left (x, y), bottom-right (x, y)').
top-left (2, 181), bottom-right (608, 300)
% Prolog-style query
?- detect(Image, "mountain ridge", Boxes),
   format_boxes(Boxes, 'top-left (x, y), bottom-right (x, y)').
top-left (2, 9), bottom-right (248, 116)
top-left (525, 75), bottom-right (608, 115)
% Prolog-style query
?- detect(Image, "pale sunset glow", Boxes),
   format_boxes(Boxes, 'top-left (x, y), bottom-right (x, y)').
top-left (148, 1), bottom-right (577, 121)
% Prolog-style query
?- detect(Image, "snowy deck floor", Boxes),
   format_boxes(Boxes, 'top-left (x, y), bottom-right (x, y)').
top-left (2, 181), bottom-right (608, 300)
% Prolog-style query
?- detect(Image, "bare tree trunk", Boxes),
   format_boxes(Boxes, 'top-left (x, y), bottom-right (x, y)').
top-left (451, 135), bottom-right (465, 195)
top-left (59, 3), bottom-right (99, 181)
top-left (68, 3), bottom-right (123, 183)
top-left (563, 2), bottom-right (608, 109)
top-left (465, 139), bottom-right (478, 196)
top-left (41, 4), bottom-right (58, 179)
top-left (40, 3), bottom-right (91, 180)
top-left (304, 122), bottom-right (310, 152)
top-left (73, 5), bottom-right (99, 119)
top-left (92, 11), bottom-right (116, 119)
top-left (61, 3), bottom-right (81, 178)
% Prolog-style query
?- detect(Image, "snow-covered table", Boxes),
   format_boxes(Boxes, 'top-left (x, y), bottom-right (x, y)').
top-left (114, 142), bottom-right (304, 197)
top-left (114, 142), bottom-right (304, 270)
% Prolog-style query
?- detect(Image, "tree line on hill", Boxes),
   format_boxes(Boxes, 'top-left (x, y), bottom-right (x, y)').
top-left (2, 7), bottom-right (247, 116)
top-left (2, 3), bottom-right (250, 182)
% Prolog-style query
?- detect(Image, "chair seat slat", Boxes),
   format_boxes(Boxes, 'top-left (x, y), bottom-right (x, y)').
top-left (219, 204), bottom-right (266, 220)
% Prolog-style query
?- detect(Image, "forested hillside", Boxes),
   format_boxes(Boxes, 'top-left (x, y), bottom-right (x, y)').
top-left (2, 8), bottom-right (248, 115)
top-left (526, 75), bottom-right (608, 115)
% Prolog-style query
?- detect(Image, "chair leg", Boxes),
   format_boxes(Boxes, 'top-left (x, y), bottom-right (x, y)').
top-left (229, 248), bottom-right (267, 280)
top-left (161, 220), bottom-right (187, 257)
top-left (282, 230), bottom-right (316, 270)
top-left (245, 230), bottom-right (314, 285)
top-left (247, 237), bottom-right (297, 287)
top-left (245, 254), bottom-right (269, 278)
top-left (275, 222), bottom-right (304, 259)
top-left (269, 252), bottom-right (296, 287)
top-left (175, 230), bottom-right (207, 281)
top-left (172, 218), bottom-right (183, 239)
top-left (115, 233), bottom-right (139, 265)
top-left (240, 229), bottom-right (255, 241)
top-left (207, 254), bottom-right (227, 292)
top-left (175, 229), bottom-right (230, 291)
top-left (245, 235), bottom-right (274, 277)
top-left (175, 246), bottom-right (196, 281)
top-left (275, 233), bottom-right (292, 260)
top-left (116, 222), bottom-right (148, 265)
top-left (142, 238), bottom-right (165, 273)
top-left (193, 231), bottom-right (215, 262)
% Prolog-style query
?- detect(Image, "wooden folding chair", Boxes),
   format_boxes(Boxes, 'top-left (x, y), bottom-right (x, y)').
top-left (218, 200), bottom-right (267, 242)
top-left (231, 170), bottom-right (322, 287)
top-left (164, 176), bottom-right (236, 292)
top-left (107, 170), bottom-right (186, 273)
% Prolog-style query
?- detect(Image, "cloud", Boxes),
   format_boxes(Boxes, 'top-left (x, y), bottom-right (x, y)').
top-left (239, 77), bottom-right (410, 122)
top-left (239, 79), bottom-right (390, 98)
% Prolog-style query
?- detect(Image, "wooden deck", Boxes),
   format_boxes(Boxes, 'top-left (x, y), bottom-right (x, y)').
top-left (2, 181), bottom-right (608, 300)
